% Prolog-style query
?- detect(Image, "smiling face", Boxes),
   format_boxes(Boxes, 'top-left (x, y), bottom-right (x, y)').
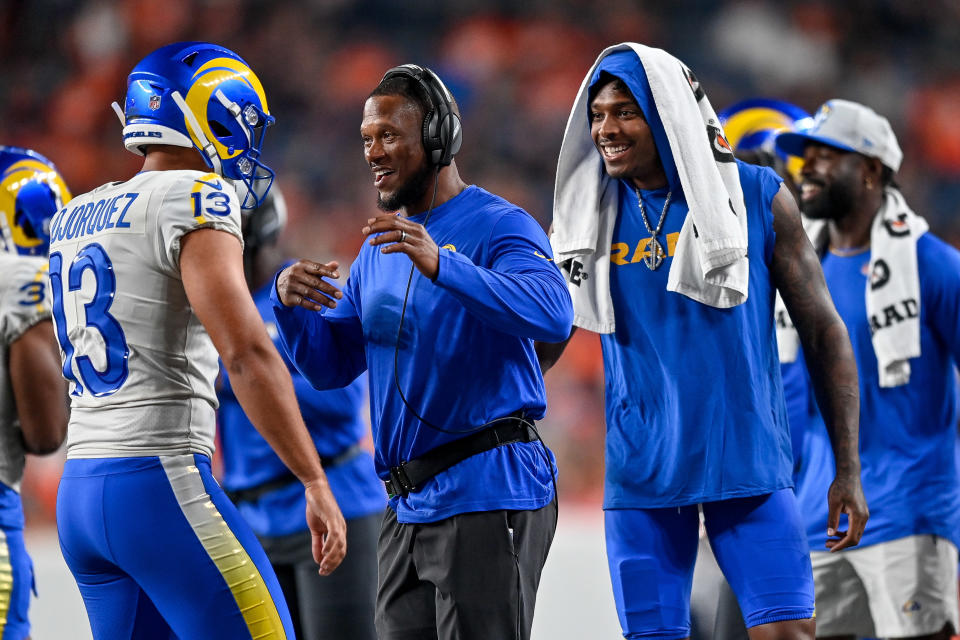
top-left (361, 94), bottom-right (435, 213)
top-left (798, 142), bottom-right (869, 221)
top-left (589, 79), bottom-right (667, 190)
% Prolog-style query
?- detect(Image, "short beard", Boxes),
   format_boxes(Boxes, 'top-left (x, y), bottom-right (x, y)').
top-left (377, 162), bottom-right (436, 212)
top-left (801, 179), bottom-right (858, 221)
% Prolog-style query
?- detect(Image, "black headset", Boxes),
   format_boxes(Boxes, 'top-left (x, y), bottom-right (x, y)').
top-left (379, 64), bottom-right (462, 167)
top-left (241, 186), bottom-right (287, 284)
top-left (242, 186), bottom-right (287, 250)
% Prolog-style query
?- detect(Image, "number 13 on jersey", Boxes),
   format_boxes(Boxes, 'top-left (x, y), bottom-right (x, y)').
top-left (50, 242), bottom-right (130, 397)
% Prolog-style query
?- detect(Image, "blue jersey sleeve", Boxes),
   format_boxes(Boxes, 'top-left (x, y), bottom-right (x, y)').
top-left (918, 233), bottom-right (960, 361)
top-left (432, 210), bottom-right (573, 342)
top-left (269, 267), bottom-right (367, 390)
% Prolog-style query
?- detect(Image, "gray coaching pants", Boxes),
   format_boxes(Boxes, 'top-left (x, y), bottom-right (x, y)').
top-left (376, 502), bottom-right (557, 640)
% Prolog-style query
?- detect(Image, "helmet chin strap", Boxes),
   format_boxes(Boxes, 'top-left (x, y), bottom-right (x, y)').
top-left (170, 90), bottom-right (223, 175)
top-left (111, 101), bottom-right (126, 126)
top-left (214, 89), bottom-right (252, 149)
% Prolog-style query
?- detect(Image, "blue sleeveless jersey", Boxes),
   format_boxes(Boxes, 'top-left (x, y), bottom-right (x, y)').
top-left (218, 280), bottom-right (384, 537)
top-left (794, 233), bottom-right (960, 550)
top-left (602, 161), bottom-right (792, 509)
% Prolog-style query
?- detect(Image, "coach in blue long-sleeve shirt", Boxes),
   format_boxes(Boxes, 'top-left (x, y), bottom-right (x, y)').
top-left (270, 65), bottom-right (572, 640)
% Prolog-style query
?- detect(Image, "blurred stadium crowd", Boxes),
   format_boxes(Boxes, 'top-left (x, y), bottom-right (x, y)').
top-left (2, 0), bottom-right (958, 524)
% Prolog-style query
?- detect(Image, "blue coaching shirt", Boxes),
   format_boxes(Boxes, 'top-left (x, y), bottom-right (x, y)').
top-left (795, 233), bottom-right (960, 550)
top-left (271, 186), bottom-right (572, 524)
top-left (218, 281), bottom-right (384, 537)
top-left (602, 161), bottom-right (793, 509)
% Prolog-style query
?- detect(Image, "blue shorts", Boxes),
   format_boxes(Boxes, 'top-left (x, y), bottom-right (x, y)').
top-left (57, 454), bottom-right (294, 640)
top-left (0, 523), bottom-right (34, 640)
top-left (605, 489), bottom-right (814, 639)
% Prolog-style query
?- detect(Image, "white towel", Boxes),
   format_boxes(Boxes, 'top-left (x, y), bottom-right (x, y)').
top-left (776, 187), bottom-right (927, 387)
top-left (551, 42), bottom-right (749, 334)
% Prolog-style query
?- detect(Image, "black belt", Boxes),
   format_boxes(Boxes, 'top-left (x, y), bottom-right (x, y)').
top-left (226, 443), bottom-right (364, 505)
top-left (384, 414), bottom-right (538, 499)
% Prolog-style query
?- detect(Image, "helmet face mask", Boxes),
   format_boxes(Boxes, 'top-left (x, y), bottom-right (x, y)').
top-left (117, 42), bottom-right (275, 209)
top-left (0, 146), bottom-right (71, 256)
top-left (205, 92), bottom-right (275, 209)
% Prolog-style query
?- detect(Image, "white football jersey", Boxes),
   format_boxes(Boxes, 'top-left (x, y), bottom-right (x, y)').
top-left (0, 253), bottom-right (50, 490)
top-left (47, 170), bottom-right (243, 459)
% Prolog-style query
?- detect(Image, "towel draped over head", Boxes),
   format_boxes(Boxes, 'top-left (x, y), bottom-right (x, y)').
top-left (551, 42), bottom-right (750, 334)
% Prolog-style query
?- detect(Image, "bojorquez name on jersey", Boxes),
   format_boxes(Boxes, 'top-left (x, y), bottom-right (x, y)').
top-left (49, 193), bottom-right (140, 245)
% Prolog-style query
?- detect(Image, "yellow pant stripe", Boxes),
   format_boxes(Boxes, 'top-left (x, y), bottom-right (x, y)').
top-left (160, 456), bottom-right (286, 639)
top-left (0, 528), bottom-right (11, 634)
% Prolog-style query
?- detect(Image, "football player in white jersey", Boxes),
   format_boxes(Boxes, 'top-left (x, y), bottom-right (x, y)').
top-left (51, 42), bottom-right (346, 639)
top-left (0, 146), bottom-right (71, 640)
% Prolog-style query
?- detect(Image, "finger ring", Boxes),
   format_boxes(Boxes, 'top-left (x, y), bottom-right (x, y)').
top-left (398, 230), bottom-right (407, 243)
top-left (297, 294), bottom-right (303, 304)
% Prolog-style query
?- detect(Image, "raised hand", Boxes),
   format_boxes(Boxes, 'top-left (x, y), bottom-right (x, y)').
top-left (362, 214), bottom-right (440, 280)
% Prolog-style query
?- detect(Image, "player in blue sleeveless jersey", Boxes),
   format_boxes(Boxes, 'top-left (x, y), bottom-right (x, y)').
top-left (777, 100), bottom-right (960, 639)
top-left (0, 146), bottom-right (70, 640)
top-left (217, 187), bottom-right (383, 640)
top-left (270, 65), bottom-right (572, 640)
top-left (538, 45), bottom-right (867, 640)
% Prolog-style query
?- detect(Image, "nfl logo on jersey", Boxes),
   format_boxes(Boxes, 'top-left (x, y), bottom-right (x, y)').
top-left (149, 95), bottom-right (161, 110)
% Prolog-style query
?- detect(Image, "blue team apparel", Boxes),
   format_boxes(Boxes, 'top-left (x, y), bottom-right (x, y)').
top-left (593, 51), bottom-right (792, 509)
top-left (0, 485), bottom-right (33, 640)
top-left (606, 489), bottom-right (814, 638)
top-left (0, 486), bottom-right (22, 532)
top-left (271, 185), bottom-right (572, 524)
top-left (57, 455), bottom-right (294, 640)
top-left (780, 359), bottom-right (817, 479)
top-left (602, 164), bottom-right (789, 508)
top-left (795, 234), bottom-right (960, 551)
top-left (218, 280), bottom-right (383, 537)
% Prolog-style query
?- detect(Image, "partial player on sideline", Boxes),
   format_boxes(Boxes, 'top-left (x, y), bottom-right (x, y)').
top-left (779, 100), bottom-right (960, 640)
top-left (0, 146), bottom-right (71, 640)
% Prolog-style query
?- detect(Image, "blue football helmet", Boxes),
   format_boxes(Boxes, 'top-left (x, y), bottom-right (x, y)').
top-left (717, 98), bottom-right (813, 185)
top-left (113, 41), bottom-right (275, 209)
top-left (0, 146), bottom-right (72, 256)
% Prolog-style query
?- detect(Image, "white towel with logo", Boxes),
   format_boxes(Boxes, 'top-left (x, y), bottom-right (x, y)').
top-left (776, 187), bottom-right (927, 387)
top-left (551, 42), bottom-right (749, 334)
